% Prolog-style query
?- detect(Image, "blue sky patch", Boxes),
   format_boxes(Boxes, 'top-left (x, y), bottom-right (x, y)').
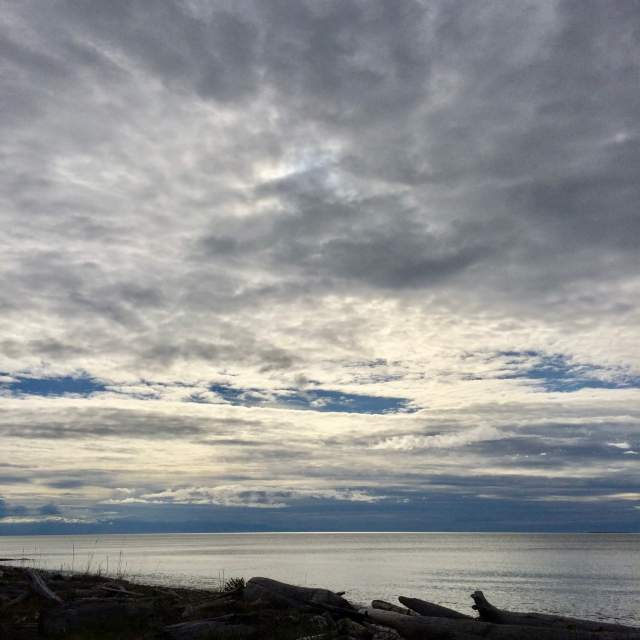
top-left (2, 374), bottom-right (107, 397)
top-left (498, 352), bottom-right (640, 392)
top-left (209, 384), bottom-right (414, 414)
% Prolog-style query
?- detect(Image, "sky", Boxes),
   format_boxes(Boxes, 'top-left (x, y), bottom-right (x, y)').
top-left (1, 0), bottom-right (639, 534)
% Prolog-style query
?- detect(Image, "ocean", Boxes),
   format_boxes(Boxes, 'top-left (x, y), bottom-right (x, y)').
top-left (1, 532), bottom-right (638, 625)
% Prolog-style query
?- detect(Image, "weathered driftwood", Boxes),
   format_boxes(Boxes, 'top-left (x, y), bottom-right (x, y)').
top-left (372, 600), bottom-right (417, 616)
top-left (26, 569), bottom-right (63, 605)
top-left (244, 577), bottom-right (354, 611)
top-left (66, 595), bottom-right (145, 604)
top-left (398, 595), bottom-right (470, 619)
top-left (364, 609), bottom-right (478, 640)
top-left (470, 591), bottom-right (639, 633)
top-left (164, 618), bottom-right (257, 640)
top-left (98, 584), bottom-right (145, 597)
top-left (364, 608), bottom-right (640, 640)
top-left (39, 599), bottom-right (153, 637)
top-left (1, 590), bottom-right (30, 610)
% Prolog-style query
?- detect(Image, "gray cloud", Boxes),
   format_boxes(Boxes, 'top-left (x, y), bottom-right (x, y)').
top-left (0, 408), bottom-right (205, 440)
top-left (1, 0), bottom-right (640, 531)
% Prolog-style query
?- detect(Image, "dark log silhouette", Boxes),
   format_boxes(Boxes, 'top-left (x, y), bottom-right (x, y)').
top-left (243, 577), bottom-right (353, 611)
top-left (1, 591), bottom-right (30, 610)
top-left (25, 570), bottom-right (63, 605)
top-left (398, 595), bottom-right (470, 619)
top-left (471, 591), bottom-right (640, 633)
top-left (364, 608), bottom-right (640, 640)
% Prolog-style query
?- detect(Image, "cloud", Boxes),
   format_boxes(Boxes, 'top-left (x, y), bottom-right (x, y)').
top-left (104, 485), bottom-right (385, 509)
top-left (1, 0), bottom-right (640, 532)
top-left (536, 493), bottom-right (640, 503)
top-left (371, 425), bottom-right (501, 451)
top-left (0, 407), bottom-right (206, 440)
top-left (0, 497), bottom-right (69, 522)
top-left (608, 441), bottom-right (631, 450)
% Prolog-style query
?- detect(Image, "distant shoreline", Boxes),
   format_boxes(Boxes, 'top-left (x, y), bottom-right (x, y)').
top-left (2, 529), bottom-right (639, 537)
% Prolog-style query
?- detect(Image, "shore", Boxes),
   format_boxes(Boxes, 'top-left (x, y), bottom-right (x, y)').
top-left (1, 563), bottom-right (639, 640)
top-left (2, 565), bottom-right (370, 640)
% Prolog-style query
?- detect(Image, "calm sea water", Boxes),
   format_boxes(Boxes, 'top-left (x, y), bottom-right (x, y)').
top-left (1, 532), bottom-right (638, 625)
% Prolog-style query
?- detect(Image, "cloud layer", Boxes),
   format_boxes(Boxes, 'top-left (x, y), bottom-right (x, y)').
top-left (1, 0), bottom-right (639, 532)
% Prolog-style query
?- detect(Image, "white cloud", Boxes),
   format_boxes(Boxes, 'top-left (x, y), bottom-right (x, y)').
top-left (370, 425), bottom-right (501, 451)
top-left (607, 441), bottom-right (631, 450)
top-left (103, 485), bottom-right (385, 509)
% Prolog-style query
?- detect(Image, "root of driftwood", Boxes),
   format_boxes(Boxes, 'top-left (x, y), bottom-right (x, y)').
top-left (471, 591), bottom-right (639, 633)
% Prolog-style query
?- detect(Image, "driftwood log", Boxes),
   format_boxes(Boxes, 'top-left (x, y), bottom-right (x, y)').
top-left (364, 609), bottom-right (478, 640)
top-left (471, 591), bottom-right (639, 633)
top-left (398, 595), bottom-right (470, 619)
top-left (372, 600), bottom-right (417, 616)
top-left (363, 608), bottom-right (640, 640)
top-left (98, 584), bottom-right (145, 597)
top-left (26, 570), bottom-right (63, 605)
top-left (244, 577), bottom-right (354, 611)
top-left (1, 590), bottom-right (30, 610)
